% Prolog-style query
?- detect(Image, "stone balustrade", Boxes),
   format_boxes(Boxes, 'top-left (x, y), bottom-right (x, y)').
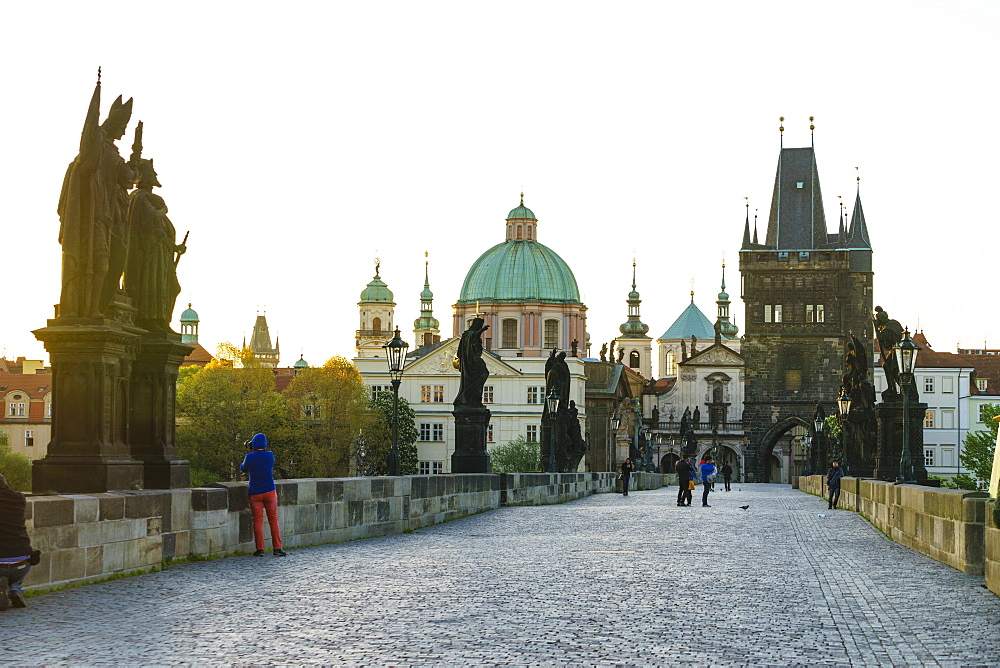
top-left (800, 474), bottom-right (996, 594)
top-left (21, 471), bottom-right (663, 592)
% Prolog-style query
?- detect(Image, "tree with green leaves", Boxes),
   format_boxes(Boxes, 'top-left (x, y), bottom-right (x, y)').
top-left (283, 356), bottom-right (374, 478)
top-left (366, 391), bottom-right (419, 475)
top-left (0, 432), bottom-right (33, 492)
top-left (176, 357), bottom-right (296, 484)
top-left (489, 435), bottom-right (541, 473)
top-left (959, 403), bottom-right (999, 485)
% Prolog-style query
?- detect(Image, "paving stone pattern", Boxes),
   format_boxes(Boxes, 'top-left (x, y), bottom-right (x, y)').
top-left (5, 485), bottom-right (1000, 666)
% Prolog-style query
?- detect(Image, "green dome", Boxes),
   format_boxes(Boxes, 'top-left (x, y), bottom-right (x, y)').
top-left (360, 274), bottom-right (394, 303)
top-left (180, 303), bottom-right (199, 323)
top-left (420, 284), bottom-right (434, 300)
top-left (507, 204), bottom-right (536, 219)
top-left (458, 240), bottom-right (581, 304)
top-left (294, 355), bottom-right (309, 369)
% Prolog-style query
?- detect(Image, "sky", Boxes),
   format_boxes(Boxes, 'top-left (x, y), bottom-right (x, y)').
top-left (2, 1), bottom-right (998, 375)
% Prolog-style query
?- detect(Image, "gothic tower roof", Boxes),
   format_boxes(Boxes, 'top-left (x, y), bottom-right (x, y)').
top-left (658, 292), bottom-right (715, 341)
top-left (765, 147), bottom-right (828, 250)
top-left (846, 191), bottom-right (871, 249)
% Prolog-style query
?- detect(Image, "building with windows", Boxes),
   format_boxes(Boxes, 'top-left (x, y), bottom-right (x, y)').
top-left (0, 358), bottom-right (52, 460)
top-left (355, 197), bottom-right (589, 473)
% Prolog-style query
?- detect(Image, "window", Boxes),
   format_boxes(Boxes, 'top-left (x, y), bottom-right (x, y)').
top-left (24, 430), bottom-right (33, 447)
top-left (924, 411), bottom-right (935, 428)
top-left (482, 386), bottom-right (494, 403)
top-left (432, 424), bottom-right (444, 441)
top-left (419, 423), bottom-right (432, 441)
top-left (806, 304), bottom-right (824, 323)
top-left (502, 319), bottom-right (518, 348)
top-left (516, 225), bottom-right (523, 239)
top-left (526, 425), bottom-right (538, 442)
top-left (432, 461), bottom-right (443, 474)
top-left (303, 404), bottom-right (315, 418)
top-left (924, 377), bottom-right (935, 393)
top-left (544, 320), bottom-right (559, 349)
top-left (941, 409), bottom-right (955, 429)
top-left (976, 378), bottom-right (989, 392)
top-left (419, 461), bottom-right (431, 475)
top-left (980, 405), bottom-right (992, 423)
top-left (764, 305), bottom-right (783, 323)
top-left (785, 369), bottom-right (802, 391)
top-left (372, 317), bottom-right (382, 332)
top-left (665, 351), bottom-right (676, 376)
top-left (433, 385), bottom-right (444, 403)
top-left (487, 424), bottom-right (494, 442)
top-left (370, 385), bottom-right (389, 402)
top-left (420, 386), bottom-right (431, 403)
top-left (527, 386), bottom-right (543, 404)
top-left (924, 448), bottom-right (935, 467)
top-left (46, 402), bottom-right (52, 417)
top-left (796, 181), bottom-right (804, 189)
top-left (942, 377), bottom-right (954, 393)
top-left (629, 351), bottom-right (640, 369)
top-left (7, 403), bottom-right (25, 417)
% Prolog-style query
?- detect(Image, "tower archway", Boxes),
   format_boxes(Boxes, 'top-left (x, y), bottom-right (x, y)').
top-left (753, 416), bottom-right (811, 483)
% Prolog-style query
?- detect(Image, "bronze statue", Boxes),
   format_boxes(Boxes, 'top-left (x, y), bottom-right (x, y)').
top-left (454, 317), bottom-right (490, 407)
top-left (570, 340), bottom-right (579, 357)
top-left (873, 306), bottom-right (904, 397)
top-left (608, 340), bottom-right (616, 364)
top-left (599, 342), bottom-right (607, 362)
top-left (842, 334), bottom-right (877, 473)
top-left (617, 348), bottom-right (625, 365)
top-left (58, 72), bottom-right (136, 318)
top-left (125, 140), bottom-right (187, 333)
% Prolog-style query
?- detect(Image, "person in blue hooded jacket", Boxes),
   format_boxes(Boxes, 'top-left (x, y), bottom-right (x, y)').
top-left (240, 433), bottom-right (287, 557)
top-left (700, 457), bottom-right (717, 507)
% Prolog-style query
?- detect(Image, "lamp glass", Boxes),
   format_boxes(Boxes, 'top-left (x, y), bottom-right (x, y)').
top-left (814, 416), bottom-right (824, 433)
top-left (837, 390), bottom-right (852, 416)
top-left (546, 389), bottom-right (559, 414)
top-left (383, 327), bottom-right (409, 381)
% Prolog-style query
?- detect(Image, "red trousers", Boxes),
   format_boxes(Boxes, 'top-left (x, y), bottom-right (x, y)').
top-left (249, 489), bottom-right (282, 550)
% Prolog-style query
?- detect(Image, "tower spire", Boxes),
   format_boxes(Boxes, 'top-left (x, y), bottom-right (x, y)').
top-left (413, 250), bottom-right (440, 347)
top-left (810, 116), bottom-right (815, 147)
top-left (741, 197), bottom-right (752, 249)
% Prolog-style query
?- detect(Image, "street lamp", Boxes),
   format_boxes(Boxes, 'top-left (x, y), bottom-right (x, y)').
top-left (893, 329), bottom-right (921, 484)
top-left (609, 412), bottom-right (621, 471)
top-left (800, 434), bottom-right (812, 476)
top-left (643, 427), bottom-right (652, 472)
top-left (383, 327), bottom-right (409, 476)
top-left (837, 388), bottom-right (852, 473)
top-left (546, 389), bottom-right (560, 473)
top-left (632, 398), bottom-right (641, 471)
top-left (355, 431), bottom-right (368, 477)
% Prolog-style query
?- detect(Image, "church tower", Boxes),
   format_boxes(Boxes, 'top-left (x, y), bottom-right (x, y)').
top-left (413, 253), bottom-right (441, 349)
top-left (715, 261), bottom-right (739, 348)
top-left (180, 303), bottom-right (199, 344)
top-left (249, 312), bottom-right (279, 368)
top-left (739, 121), bottom-right (873, 481)
top-left (356, 260), bottom-right (396, 357)
top-left (616, 260), bottom-right (652, 378)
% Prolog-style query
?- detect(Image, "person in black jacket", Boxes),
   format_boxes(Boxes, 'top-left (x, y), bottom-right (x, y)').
top-left (826, 460), bottom-right (845, 510)
top-left (721, 462), bottom-right (733, 492)
top-left (675, 457), bottom-right (693, 506)
top-left (0, 474), bottom-right (36, 610)
top-left (620, 458), bottom-right (635, 496)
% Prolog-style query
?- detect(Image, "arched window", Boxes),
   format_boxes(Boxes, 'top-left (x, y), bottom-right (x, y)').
top-left (713, 381), bottom-right (724, 403)
top-left (665, 350), bottom-right (677, 376)
top-left (501, 318), bottom-right (518, 348)
top-left (629, 351), bottom-right (640, 368)
top-left (516, 225), bottom-right (523, 239)
top-left (423, 333), bottom-right (432, 346)
top-left (527, 226), bottom-right (533, 240)
top-left (372, 317), bottom-right (382, 332)
top-left (543, 319), bottom-right (559, 349)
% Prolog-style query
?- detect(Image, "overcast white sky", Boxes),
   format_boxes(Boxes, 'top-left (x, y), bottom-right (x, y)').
top-left (2, 1), bottom-right (997, 373)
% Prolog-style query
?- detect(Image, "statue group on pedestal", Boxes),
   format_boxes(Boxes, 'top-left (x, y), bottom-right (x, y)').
top-left (543, 349), bottom-right (586, 471)
top-left (58, 70), bottom-right (186, 332)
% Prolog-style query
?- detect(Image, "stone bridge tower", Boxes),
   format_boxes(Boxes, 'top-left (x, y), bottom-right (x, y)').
top-left (739, 134), bottom-right (873, 481)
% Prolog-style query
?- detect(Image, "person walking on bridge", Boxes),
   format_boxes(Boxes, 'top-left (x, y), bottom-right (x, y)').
top-left (826, 460), bottom-right (845, 510)
top-left (700, 457), bottom-right (717, 507)
top-left (0, 473), bottom-right (39, 610)
top-left (675, 457), bottom-right (693, 506)
top-left (241, 433), bottom-right (287, 557)
top-left (721, 462), bottom-right (733, 491)
top-left (619, 458), bottom-right (635, 496)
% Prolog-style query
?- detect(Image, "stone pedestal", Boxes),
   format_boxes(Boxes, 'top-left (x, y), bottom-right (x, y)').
top-left (32, 310), bottom-right (145, 494)
top-left (130, 333), bottom-right (193, 489)
top-left (874, 398), bottom-right (928, 482)
top-left (451, 407), bottom-right (491, 473)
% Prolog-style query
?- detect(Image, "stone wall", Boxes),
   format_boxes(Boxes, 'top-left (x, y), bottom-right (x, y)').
top-left (800, 475), bottom-right (989, 576)
top-left (986, 500), bottom-right (1000, 596)
top-left (22, 472), bottom-right (664, 591)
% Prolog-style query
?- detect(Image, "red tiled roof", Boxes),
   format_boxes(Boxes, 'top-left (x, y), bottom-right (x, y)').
top-left (182, 343), bottom-right (214, 367)
top-left (649, 377), bottom-right (676, 395)
top-left (0, 374), bottom-right (52, 399)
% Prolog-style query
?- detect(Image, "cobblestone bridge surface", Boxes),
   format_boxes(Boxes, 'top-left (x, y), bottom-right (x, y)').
top-left (5, 484), bottom-right (1000, 666)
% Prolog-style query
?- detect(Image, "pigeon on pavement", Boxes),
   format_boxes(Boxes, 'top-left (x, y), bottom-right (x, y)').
top-left (739, 505), bottom-right (750, 510)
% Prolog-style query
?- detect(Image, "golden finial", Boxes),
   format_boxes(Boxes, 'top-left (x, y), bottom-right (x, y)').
top-left (779, 116), bottom-right (784, 132)
top-left (744, 196), bottom-right (749, 209)
top-left (520, 191), bottom-right (524, 206)
top-left (809, 115), bottom-right (815, 131)
top-left (374, 257), bottom-right (380, 276)
top-left (855, 166), bottom-right (860, 184)
top-left (97, 66), bottom-right (102, 85)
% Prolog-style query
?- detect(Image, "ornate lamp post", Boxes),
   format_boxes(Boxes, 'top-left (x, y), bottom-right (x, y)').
top-left (813, 406), bottom-right (826, 475)
top-left (355, 431), bottom-right (368, 477)
top-left (632, 398), bottom-right (641, 469)
top-left (383, 327), bottom-right (409, 476)
top-left (610, 412), bottom-right (621, 471)
top-left (643, 427), bottom-right (653, 472)
top-left (837, 389), bottom-right (852, 473)
top-left (894, 329), bottom-right (920, 484)
top-left (546, 389), bottom-right (560, 473)
top-left (800, 434), bottom-right (812, 476)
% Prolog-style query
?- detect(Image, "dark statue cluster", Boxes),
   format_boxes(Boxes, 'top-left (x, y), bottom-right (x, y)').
top-left (541, 349), bottom-right (587, 472)
top-left (32, 71), bottom-right (192, 493)
top-left (451, 318), bottom-right (492, 472)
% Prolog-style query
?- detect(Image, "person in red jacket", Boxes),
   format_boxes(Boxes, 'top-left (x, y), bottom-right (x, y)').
top-left (0, 474), bottom-right (38, 610)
